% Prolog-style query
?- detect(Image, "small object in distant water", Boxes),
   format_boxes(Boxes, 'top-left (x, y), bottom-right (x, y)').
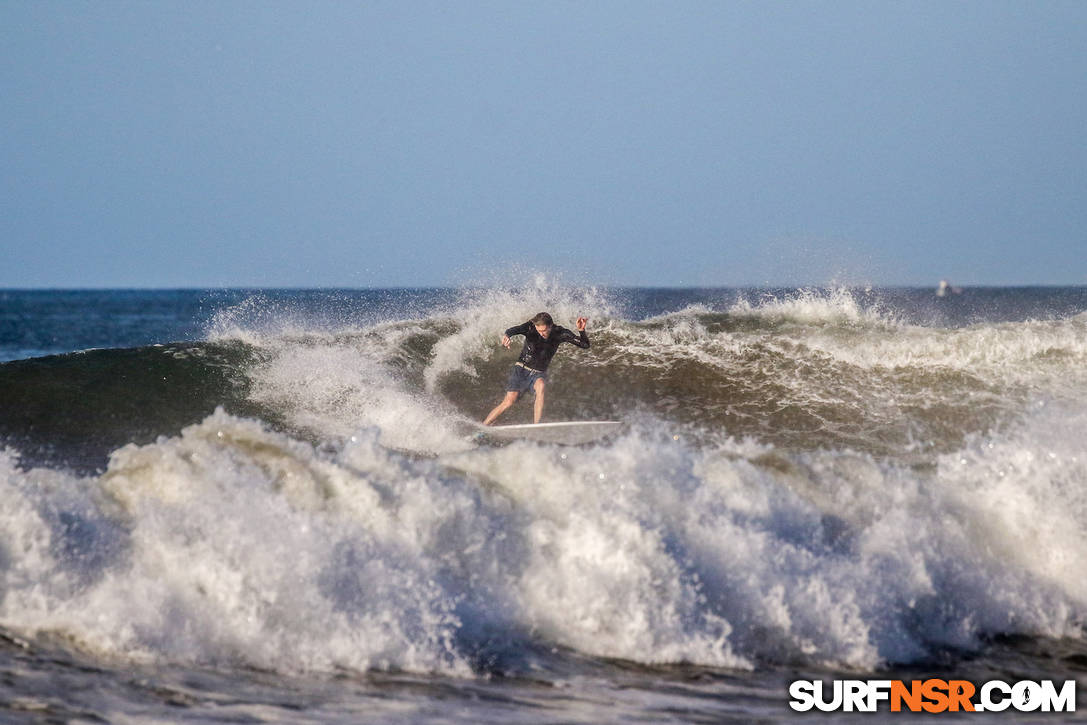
top-left (936, 279), bottom-right (963, 297)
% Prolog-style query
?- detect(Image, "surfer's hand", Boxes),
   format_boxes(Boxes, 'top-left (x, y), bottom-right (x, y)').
top-left (576, 317), bottom-right (588, 331)
top-left (501, 335), bottom-right (511, 348)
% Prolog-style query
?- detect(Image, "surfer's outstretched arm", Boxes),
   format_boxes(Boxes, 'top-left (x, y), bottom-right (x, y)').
top-left (502, 321), bottom-right (533, 349)
top-left (558, 317), bottom-right (590, 349)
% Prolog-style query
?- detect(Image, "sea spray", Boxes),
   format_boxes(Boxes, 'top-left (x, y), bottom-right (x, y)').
top-left (1, 399), bottom-right (1084, 676)
top-left (2, 285), bottom-right (1086, 689)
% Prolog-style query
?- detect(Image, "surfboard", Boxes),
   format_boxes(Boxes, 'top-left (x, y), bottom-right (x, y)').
top-left (476, 421), bottom-right (622, 445)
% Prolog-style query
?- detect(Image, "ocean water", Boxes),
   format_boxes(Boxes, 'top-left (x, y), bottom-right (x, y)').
top-left (1, 283), bottom-right (1086, 722)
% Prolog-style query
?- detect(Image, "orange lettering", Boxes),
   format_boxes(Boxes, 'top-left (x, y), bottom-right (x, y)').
top-left (891, 680), bottom-right (922, 712)
top-left (922, 679), bottom-right (950, 713)
top-left (948, 680), bottom-right (975, 712)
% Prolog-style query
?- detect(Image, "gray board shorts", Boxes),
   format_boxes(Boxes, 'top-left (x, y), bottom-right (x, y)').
top-left (506, 364), bottom-right (547, 393)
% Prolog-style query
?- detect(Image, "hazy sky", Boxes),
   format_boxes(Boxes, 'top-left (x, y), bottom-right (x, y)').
top-left (3, 1), bottom-right (1085, 288)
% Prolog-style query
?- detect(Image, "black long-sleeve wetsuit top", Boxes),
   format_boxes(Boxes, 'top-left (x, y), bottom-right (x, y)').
top-left (505, 322), bottom-right (590, 372)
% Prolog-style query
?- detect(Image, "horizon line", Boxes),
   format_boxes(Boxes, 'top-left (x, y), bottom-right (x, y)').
top-left (3, 282), bottom-right (1087, 293)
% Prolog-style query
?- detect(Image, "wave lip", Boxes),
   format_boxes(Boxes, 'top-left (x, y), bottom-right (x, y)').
top-left (6, 285), bottom-right (1087, 470)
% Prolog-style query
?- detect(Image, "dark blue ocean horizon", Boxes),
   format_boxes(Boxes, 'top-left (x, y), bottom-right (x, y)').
top-left (5, 285), bottom-right (1087, 363)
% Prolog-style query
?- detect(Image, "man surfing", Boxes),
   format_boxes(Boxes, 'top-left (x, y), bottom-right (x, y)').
top-left (482, 312), bottom-right (590, 425)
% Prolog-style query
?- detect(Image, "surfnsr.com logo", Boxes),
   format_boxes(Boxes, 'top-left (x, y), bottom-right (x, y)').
top-left (789, 679), bottom-right (1077, 713)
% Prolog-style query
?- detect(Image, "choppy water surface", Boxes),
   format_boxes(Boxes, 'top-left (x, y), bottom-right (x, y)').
top-left (2, 284), bottom-right (1086, 722)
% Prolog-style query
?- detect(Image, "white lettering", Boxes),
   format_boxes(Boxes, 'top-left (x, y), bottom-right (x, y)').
top-left (814, 680), bottom-right (843, 712)
top-left (844, 680), bottom-right (867, 712)
top-left (788, 680), bottom-right (815, 712)
top-left (1040, 680), bottom-right (1076, 713)
top-left (867, 680), bottom-right (892, 711)
top-left (1013, 680), bottom-right (1042, 712)
top-left (981, 680), bottom-right (1011, 712)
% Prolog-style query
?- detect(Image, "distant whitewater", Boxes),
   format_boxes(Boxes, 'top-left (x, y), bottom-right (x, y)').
top-left (1, 284), bottom-right (1085, 722)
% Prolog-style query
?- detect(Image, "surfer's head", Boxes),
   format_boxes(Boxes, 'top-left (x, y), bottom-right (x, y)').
top-left (531, 312), bottom-right (553, 338)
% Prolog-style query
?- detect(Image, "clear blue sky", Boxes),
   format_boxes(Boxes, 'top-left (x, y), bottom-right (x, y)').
top-left (2, 1), bottom-right (1085, 288)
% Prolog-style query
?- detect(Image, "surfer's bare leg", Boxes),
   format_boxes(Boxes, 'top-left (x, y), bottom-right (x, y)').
top-left (532, 378), bottom-right (546, 424)
top-left (483, 391), bottom-right (519, 425)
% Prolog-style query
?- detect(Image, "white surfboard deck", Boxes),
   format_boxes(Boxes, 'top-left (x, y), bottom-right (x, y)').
top-left (476, 420), bottom-right (622, 445)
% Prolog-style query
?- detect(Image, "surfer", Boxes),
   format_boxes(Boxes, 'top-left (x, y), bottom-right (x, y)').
top-left (482, 312), bottom-right (590, 425)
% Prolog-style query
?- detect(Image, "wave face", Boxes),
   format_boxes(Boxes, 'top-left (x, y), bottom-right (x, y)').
top-left (1, 285), bottom-right (1086, 677)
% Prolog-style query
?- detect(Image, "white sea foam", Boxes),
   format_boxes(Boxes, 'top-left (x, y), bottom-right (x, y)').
top-left (6, 284), bottom-right (1084, 676)
top-left (601, 289), bottom-right (1087, 414)
top-left (1, 414), bottom-right (477, 674)
top-left (728, 286), bottom-right (891, 328)
top-left (206, 281), bottom-right (617, 453)
top-left (738, 289), bottom-right (1087, 385)
top-left (205, 285), bottom-right (1087, 458)
top-left (420, 280), bottom-right (616, 391)
top-left (0, 395), bottom-right (1084, 675)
